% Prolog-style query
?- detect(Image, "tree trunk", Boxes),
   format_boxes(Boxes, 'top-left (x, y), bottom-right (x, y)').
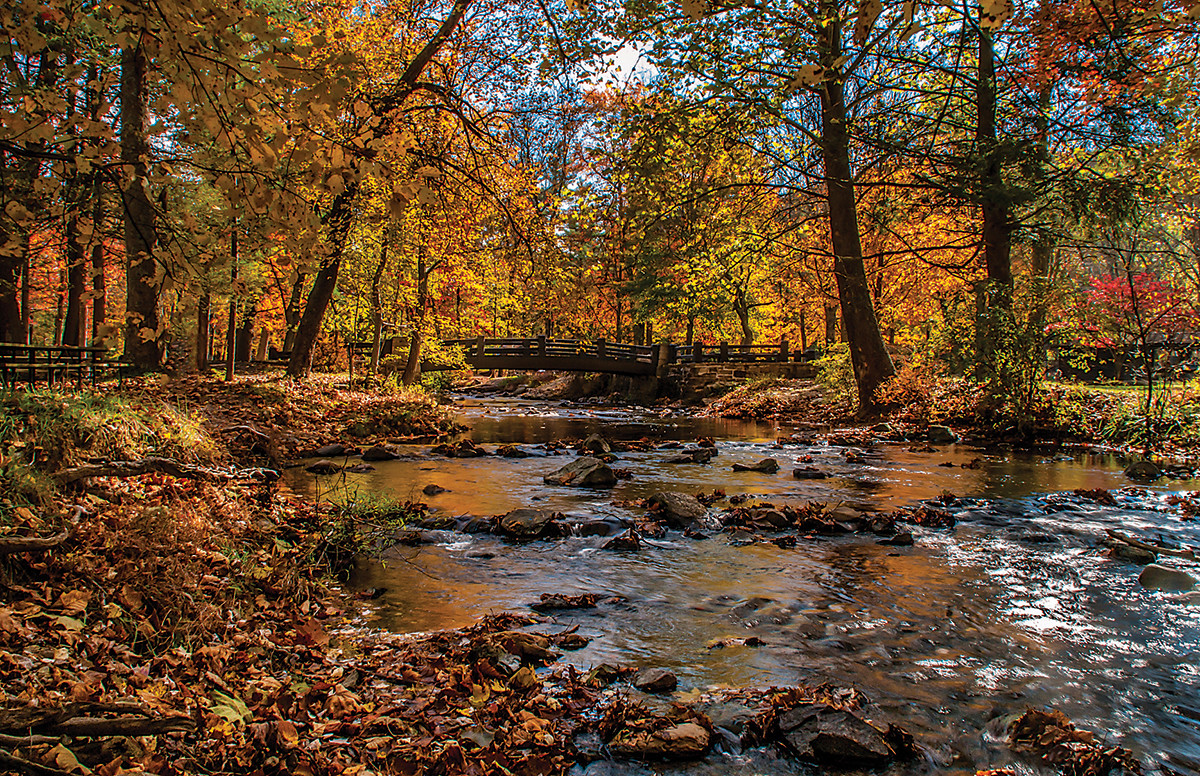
top-left (225, 227), bottom-right (237, 382)
top-left (90, 177), bottom-right (107, 342)
top-left (286, 0), bottom-right (471, 378)
top-left (685, 315), bottom-right (695, 345)
top-left (235, 298), bottom-right (254, 362)
top-left (975, 24), bottom-right (1013, 382)
top-left (402, 249), bottom-right (427, 386)
top-left (817, 5), bottom-right (895, 413)
top-left (196, 292), bottom-right (210, 372)
top-left (287, 188), bottom-right (353, 377)
top-left (370, 241), bottom-right (390, 376)
top-left (121, 21), bottom-right (163, 369)
top-left (282, 271), bottom-right (306, 352)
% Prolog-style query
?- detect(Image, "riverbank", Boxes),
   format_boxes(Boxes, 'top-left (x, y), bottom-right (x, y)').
top-left (0, 380), bottom-right (1176, 776)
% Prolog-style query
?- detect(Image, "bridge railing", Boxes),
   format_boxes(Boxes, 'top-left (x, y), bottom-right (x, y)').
top-left (442, 337), bottom-right (802, 366)
top-left (444, 337), bottom-right (658, 363)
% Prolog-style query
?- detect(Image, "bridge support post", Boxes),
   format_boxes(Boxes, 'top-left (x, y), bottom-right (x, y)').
top-left (596, 338), bottom-right (606, 359)
top-left (536, 335), bottom-right (546, 357)
top-left (719, 341), bottom-right (729, 362)
top-left (475, 335), bottom-right (485, 358)
top-left (654, 341), bottom-right (671, 378)
top-left (780, 337), bottom-right (789, 363)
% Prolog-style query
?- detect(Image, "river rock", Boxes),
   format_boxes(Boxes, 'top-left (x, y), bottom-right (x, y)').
top-left (1125, 460), bottom-right (1162, 480)
top-left (749, 508), bottom-right (790, 529)
top-left (792, 467), bottom-right (828, 479)
top-left (496, 508), bottom-right (563, 539)
top-left (422, 484), bottom-right (448, 495)
top-left (634, 667), bottom-right (677, 693)
top-left (1138, 563), bottom-right (1198, 591)
top-left (926, 425), bottom-right (957, 444)
top-left (602, 529), bottom-right (641, 551)
top-left (878, 532), bottom-right (914, 547)
top-left (578, 518), bottom-right (624, 537)
top-left (458, 516), bottom-right (492, 533)
top-left (609, 722), bottom-right (710, 760)
top-left (497, 444), bottom-right (530, 458)
top-left (362, 444), bottom-right (402, 461)
top-left (778, 703), bottom-right (892, 764)
top-left (733, 458), bottom-right (780, 473)
top-left (648, 492), bottom-right (707, 527)
top-left (666, 447), bottom-right (718, 464)
top-left (582, 433), bottom-right (613, 454)
top-left (544, 456), bottom-right (618, 488)
top-left (305, 460), bottom-right (341, 474)
top-left (314, 443), bottom-right (347, 457)
top-left (345, 462), bottom-right (375, 473)
top-left (870, 423), bottom-right (893, 434)
top-left (1171, 591), bottom-right (1200, 605)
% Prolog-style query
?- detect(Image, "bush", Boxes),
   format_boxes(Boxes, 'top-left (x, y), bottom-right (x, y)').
top-left (813, 343), bottom-right (856, 410)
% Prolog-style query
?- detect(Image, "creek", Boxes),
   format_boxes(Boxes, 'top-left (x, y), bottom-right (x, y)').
top-left (286, 397), bottom-right (1200, 776)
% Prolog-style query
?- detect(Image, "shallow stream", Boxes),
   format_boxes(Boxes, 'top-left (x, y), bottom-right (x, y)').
top-left (286, 398), bottom-right (1200, 776)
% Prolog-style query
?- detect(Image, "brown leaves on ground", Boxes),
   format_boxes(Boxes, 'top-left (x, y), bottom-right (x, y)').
top-left (1009, 708), bottom-right (1142, 776)
top-left (120, 373), bottom-right (462, 463)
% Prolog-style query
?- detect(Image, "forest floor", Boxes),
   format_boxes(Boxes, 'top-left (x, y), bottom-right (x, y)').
top-left (0, 375), bottom-right (1147, 776)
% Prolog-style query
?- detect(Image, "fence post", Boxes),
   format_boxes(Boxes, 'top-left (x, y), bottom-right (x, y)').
top-left (694, 343), bottom-right (704, 362)
top-left (475, 335), bottom-right (485, 358)
top-left (537, 334), bottom-right (546, 357)
top-left (720, 341), bottom-right (729, 362)
top-left (596, 338), bottom-right (606, 359)
top-left (780, 336), bottom-right (789, 363)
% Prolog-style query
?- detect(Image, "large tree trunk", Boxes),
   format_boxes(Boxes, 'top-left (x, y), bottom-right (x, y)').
top-left (975, 24), bottom-right (1013, 381)
top-left (121, 21), bottom-right (163, 369)
top-left (287, 188), bottom-right (353, 377)
top-left (817, 4), bottom-right (894, 413)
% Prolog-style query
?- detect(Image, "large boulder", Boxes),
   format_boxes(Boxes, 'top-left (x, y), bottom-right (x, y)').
top-left (1125, 460), bottom-right (1162, 480)
top-left (544, 457), bottom-right (617, 488)
top-left (362, 444), bottom-right (402, 462)
top-left (926, 425), bottom-right (957, 444)
top-left (609, 723), bottom-right (710, 760)
top-left (1138, 563), bottom-right (1197, 591)
top-left (581, 433), bottom-right (613, 454)
top-left (496, 508), bottom-right (563, 539)
top-left (778, 704), bottom-right (892, 764)
top-left (647, 492), bottom-right (707, 527)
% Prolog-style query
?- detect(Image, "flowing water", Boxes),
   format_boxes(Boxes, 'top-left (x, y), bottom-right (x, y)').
top-left (286, 397), bottom-right (1200, 775)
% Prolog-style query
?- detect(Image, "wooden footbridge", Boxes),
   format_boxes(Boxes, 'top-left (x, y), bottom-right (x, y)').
top-left (431, 336), bottom-right (804, 376)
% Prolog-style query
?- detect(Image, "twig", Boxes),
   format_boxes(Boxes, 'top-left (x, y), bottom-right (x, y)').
top-left (0, 734), bottom-right (61, 746)
top-left (0, 749), bottom-right (76, 776)
top-left (0, 506), bottom-right (86, 556)
top-left (54, 715), bottom-right (194, 737)
top-left (55, 457), bottom-right (278, 486)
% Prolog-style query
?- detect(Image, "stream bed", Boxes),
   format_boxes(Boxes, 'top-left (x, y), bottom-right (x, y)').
top-left (287, 398), bottom-right (1200, 775)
